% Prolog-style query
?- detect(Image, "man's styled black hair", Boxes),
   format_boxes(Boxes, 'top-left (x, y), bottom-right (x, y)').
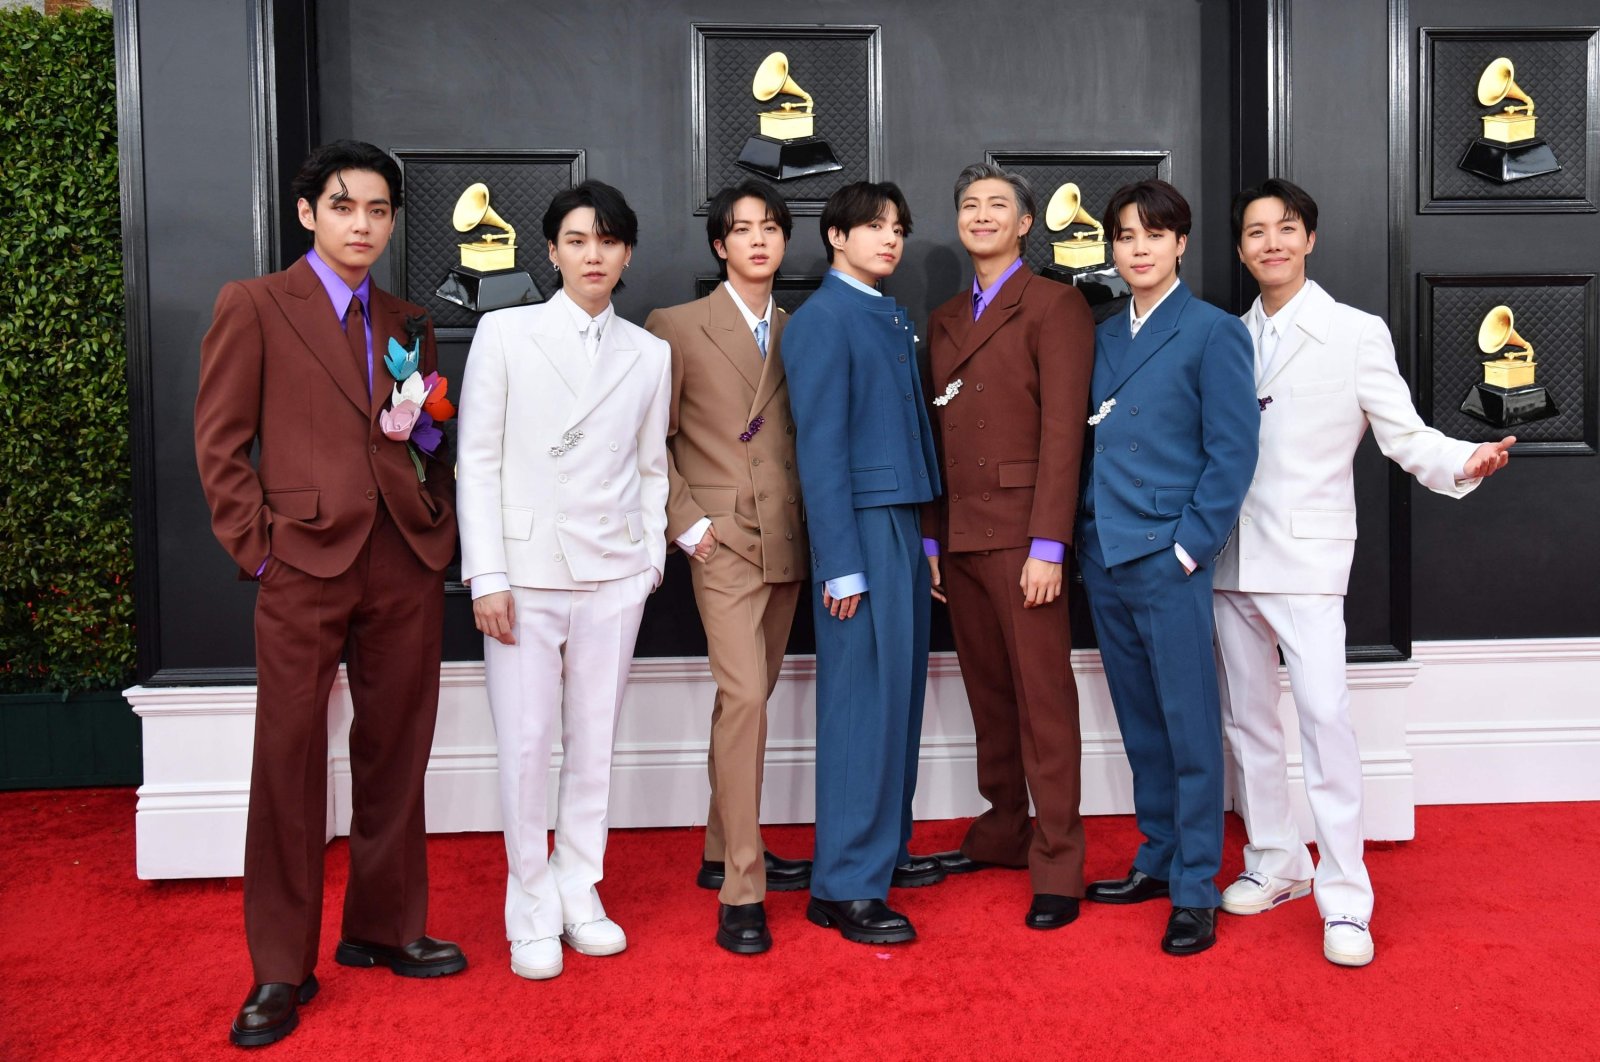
top-left (1101, 179), bottom-right (1192, 241)
top-left (541, 180), bottom-right (640, 247)
top-left (1230, 177), bottom-right (1320, 246)
top-left (819, 181), bottom-right (913, 263)
top-left (290, 139), bottom-right (404, 216)
top-left (706, 180), bottom-right (793, 280)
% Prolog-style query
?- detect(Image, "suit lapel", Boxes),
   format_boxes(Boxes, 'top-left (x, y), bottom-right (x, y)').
top-left (564, 316), bottom-right (641, 431)
top-left (933, 301), bottom-right (973, 384)
top-left (1100, 282), bottom-right (1190, 399)
top-left (268, 257), bottom-right (371, 415)
top-left (703, 285), bottom-right (764, 395)
top-left (529, 302), bottom-right (592, 399)
top-left (1257, 281), bottom-right (1329, 392)
top-left (750, 305), bottom-right (788, 419)
top-left (943, 266), bottom-right (1028, 380)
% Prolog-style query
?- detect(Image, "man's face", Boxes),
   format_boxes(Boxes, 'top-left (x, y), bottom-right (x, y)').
top-left (547, 205), bottom-right (633, 309)
top-left (1111, 203), bottom-right (1187, 298)
top-left (296, 168), bottom-right (394, 284)
top-left (829, 202), bottom-right (904, 284)
top-left (715, 196), bottom-right (786, 285)
top-left (956, 177), bottom-right (1032, 261)
top-left (1236, 196), bottom-right (1315, 290)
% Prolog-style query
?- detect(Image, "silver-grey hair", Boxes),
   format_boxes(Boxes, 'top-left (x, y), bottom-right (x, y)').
top-left (952, 162), bottom-right (1038, 221)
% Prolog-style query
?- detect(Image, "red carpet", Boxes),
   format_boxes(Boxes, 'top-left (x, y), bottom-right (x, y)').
top-left (1, 790), bottom-right (1596, 1060)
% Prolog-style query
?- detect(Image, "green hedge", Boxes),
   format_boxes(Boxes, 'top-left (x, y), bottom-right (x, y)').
top-left (0, 8), bottom-right (133, 693)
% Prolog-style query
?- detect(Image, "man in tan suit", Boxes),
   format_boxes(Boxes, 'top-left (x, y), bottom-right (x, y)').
top-left (644, 180), bottom-right (810, 954)
top-left (922, 163), bottom-right (1095, 930)
top-left (194, 141), bottom-right (464, 1048)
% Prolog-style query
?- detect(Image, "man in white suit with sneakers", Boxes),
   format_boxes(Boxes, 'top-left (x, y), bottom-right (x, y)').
top-left (1214, 179), bottom-right (1514, 967)
top-left (457, 180), bottom-right (670, 981)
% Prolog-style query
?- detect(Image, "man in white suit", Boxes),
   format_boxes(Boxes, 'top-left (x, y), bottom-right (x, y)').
top-left (456, 180), bottom-right (671, 981)
top-left (1213, 178), bottom-right (1513, 967)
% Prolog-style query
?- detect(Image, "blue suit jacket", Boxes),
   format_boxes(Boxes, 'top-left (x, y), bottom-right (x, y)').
top-left (784, 273), bottom-right (941, 583)
top-left (1079, 280), bottom-right (1259, 568)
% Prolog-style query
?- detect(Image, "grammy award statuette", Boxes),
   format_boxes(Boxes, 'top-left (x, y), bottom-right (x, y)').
top-left (1459, 303), bottom-right (1559, 428)
top-left (434, 182), bottom-right (543, 313)
top-left (735, 51), bottom-right (844, 181)
top-left (1036, 181), bottom-right (1129, 323)
top-left (1458, 57), bottom-right (1561, 183)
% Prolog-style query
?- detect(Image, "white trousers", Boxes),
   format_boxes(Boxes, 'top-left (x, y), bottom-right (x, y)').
top-left (484, 570), bottom-right (652, 941)
top-left (1213, 589), bottom-right (1374, 920)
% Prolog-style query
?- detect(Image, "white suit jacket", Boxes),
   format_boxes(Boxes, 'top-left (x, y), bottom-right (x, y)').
top-left (457, 293), bottom-right (671, 592)
top-left (1213, 280), bottom-right (1479, 596)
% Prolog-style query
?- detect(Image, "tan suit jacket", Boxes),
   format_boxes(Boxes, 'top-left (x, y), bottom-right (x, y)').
top-left (646, 284), bottom-right (807, 582)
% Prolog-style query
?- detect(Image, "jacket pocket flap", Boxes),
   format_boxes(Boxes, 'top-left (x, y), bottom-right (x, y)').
top-left (997, 460), bottom-right (1039, 488)
top-left (502, 506), bottom-right (534, 540)
top-left (626, 510), bottom-right (644, 543)
top-left (1290, 508), bottom-right (1357, 540)
top-left (690, 485), bottom-right (739, 515)
top-left (264, 488), bottom-right (318, 521)
top-left (1292, 378), bottom-right (1345, 398)
top-left (850, 465), bottom-right (898, 494)
top-left (1153, 488), bottom-right (1194, 516)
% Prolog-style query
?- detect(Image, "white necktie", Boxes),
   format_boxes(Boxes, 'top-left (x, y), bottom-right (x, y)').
top-left (584, 320), bottom-right (601, 362)
top-left (1257, 318), bottom-right (1281, 385)
top-left (754, 318), bottom-right (769, 358)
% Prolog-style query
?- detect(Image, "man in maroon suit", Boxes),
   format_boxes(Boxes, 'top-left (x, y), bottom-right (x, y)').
top-left (922, 163), bottom-right (1095, 929)
top-left (195, 140), bottom-right (464, 1048)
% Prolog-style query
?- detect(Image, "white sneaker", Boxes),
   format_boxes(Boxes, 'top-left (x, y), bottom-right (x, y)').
top-left (561, 917), bottom-right (627, 956)
top-left (509, 937), bottom-right (563, 980)
top-left (1220, 870), bottom-right (1313, 915)
top-left (1324, 915), bottom-right (1375, 967)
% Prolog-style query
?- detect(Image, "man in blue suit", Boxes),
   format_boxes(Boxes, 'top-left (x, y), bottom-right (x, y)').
top-left (784, 182), bottom-right (943, 944)
top-left (1076, 180), bottom-right (1259, 956)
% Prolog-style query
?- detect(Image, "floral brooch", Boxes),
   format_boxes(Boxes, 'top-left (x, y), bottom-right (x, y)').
top-left (932, 379), bottom-right (964, 407)
top-left (1087, 398), bottom-right (1117, 426)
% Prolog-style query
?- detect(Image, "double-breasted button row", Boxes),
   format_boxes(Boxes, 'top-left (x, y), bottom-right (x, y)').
top-left (365, 489), bottom-right (376, 500)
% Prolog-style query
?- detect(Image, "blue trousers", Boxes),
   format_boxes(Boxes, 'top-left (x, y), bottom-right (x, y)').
top-left (810, 503), bottom-right (930, 901)
top-left (1079, 536), bottom-right (1224, 909)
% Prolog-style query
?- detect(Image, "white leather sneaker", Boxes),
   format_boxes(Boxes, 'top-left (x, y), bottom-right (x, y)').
top-left (561, 917), bottom-right (627, 956)
top-left (509, 937), bottom-right (563, 980)
top-left (1220, 870), bottom-right (1313, 915)
top-left (1324, 915), bottom-right (1375, 967)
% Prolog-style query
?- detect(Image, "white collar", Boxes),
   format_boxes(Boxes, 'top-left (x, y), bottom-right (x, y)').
top-left (553, 288), bottom-right (613, 340)
top-left (1129, 276), bottom-right (1181, 335)
top-left (722, 281), bottom-right (773, 333)
top-left (1248, 279), bottom-right (1315, 345)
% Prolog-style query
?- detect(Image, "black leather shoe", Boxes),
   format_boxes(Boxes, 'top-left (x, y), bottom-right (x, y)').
top-left (716, 901), bottom-right (772, 955)
top-left (806, 897), bottom-right (916, 944)
top-left (1025, 893), bottom-right (1081, 930)
top-left (931, 849), bottom-right (1002, 874)
top-left (334, 935), bottom-right (467, 977)
top-left (1086, 868), bottom-right (1170, 905)
top-left (890, 853), bottom-right (948, 888)
top-left (1162, 906), bottom-right (1218, 955)
top-left (229, 974), bottom-right (318, 1048)
top-left (696, 851), bottom-right (813, 892)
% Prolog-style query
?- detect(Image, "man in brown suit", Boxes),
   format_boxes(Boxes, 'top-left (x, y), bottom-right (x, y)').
top-left (194, 141), bottom-right (465, 1048)
top-left (922, 163), bottom-right (1095, 929)
top-left (644, 180), bottom-right (811, 954)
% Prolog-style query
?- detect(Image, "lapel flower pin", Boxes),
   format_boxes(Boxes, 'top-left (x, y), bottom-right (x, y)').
top-left (548, 429), bottom-right (585, 458)
top-left (932, 379), bottom-right (964, 407)
top-left (1087, 398), bottom-right (1117, 426)
top-left (739, 415), bottom-right (765, 443)
top-left (377, 327), bottom-right (455, 482)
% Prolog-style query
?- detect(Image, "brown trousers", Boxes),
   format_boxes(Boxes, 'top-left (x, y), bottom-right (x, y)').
top-left (944, 546), bottom-right (1086, 897)
top-left (244, 507), bottom-right (444, 984)
top-left (689, 544), bottom-right (802, 905)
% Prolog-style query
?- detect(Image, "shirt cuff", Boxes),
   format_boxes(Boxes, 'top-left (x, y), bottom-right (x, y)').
top-left (470, 572), bottom-right (511, 599)
top-left (923, 537), bottom-right (940, 558)
top-left (675, 517), bottom-right (712, 554)
top-left (825, 572), bottom-right (868, 599)
top-left (1174, 543), bottom-right (1198, 574)
top-left (1028, 538), bottom-right (1066, 563)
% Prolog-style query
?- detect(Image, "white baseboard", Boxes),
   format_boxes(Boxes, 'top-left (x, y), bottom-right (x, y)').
top-left (125, 637), bottom-right (1599, 880)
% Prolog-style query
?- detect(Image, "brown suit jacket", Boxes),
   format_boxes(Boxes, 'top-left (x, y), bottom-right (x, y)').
top-left (195, 256), bottom-right (457, 579)
top-left (645, 284), bottom-right (807, 583)
top-left (922, 265), bottom-right (1094, 552)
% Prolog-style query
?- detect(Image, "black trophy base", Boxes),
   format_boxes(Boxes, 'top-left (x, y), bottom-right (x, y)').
top-left (434, 266), bottom-right (543, 313)
top-left (736, 135), bottom-right (844, 181)
top-left (1458, 137), bottom-right (1561, 184)
top-left (1460, 381), bottom-right (1559, 428)
top-left (1040, 263), bottom-right (1132, 324)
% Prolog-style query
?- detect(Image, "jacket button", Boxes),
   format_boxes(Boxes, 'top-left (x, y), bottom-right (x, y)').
top-left (370, 444), bottom-right (377, 454)
top-left (601, 479), bottom-right (610, 488)
top-left (783, 566), bottom-right (790, 575)
top-left (599, 516), bottom-right (609, 524)
top-left (559, 474), bottom-right (569, 483)
top-left (365, 489), bottom-right (376, 500)
top-left (759, 492), bottom-right (768, 501)
top-left (602, 551), bottom-right (613, 558)
top-left (977, 420), bottom-right (985, 429)
top-left (919, 469), bottom-right (927, 478)
top-left (609, 442), bottom-right (618, 451)
top-left (986, 529), bottom-right (995, 537)
top-left (784, 461), bottom-right (791, 469)
top-left (1242, 516), bottom-right (1252, 526)
top-left (557, 514), bottom-right (567, 523)
top-left (976, 458), bottom-right (986, 467)
top-left (982, 492), bottom-right (991, 501)
top-left (1095, 444), bottom-right (1104, 453)
top-left (905, 393), bottom-right (913, 401)
top-left (786, 425), bottom-right (793, 434)
top-left (752, 457), bottom-right (762, 466)
top-left (1129, 442), bottom-right (1139, 452)
top-left (1134, 478), bottom-right (1142, 487)
top-left (911, 432), bottom-right (919, 440)
top-left (948, 422), bottom-right (956, 430)
top-left (747, 545), bottom-right (756, 552)
top-left (1146, 532), bottom-right (1156, 540)
top-left (975, 383), bottom-right (985, 391)
top-left (785, 531), bottom-right (794, 540)
top-left (787, 494), bottom-right (796, 503)
top-left (953, 493), bottom-right (961, 502)
top-left (949, 458), bottom-right (957, 467)
top-left (898, 354), bottom-right (907, 362)
top-left (1130, 406), bottom-right (1140, 415)
top-left (554, 553), bottom-right (564, 561)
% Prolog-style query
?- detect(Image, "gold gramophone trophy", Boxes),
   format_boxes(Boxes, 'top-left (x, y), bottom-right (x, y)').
top-left (1459, 304), bottom-right (1559, 428)
top-left (1036, 181), bottom-right (1130, 323)
top-left (734, 52), bottom-right (844, 181)
top-left (434, 182), bottom-right (542, 312)
top-left (1458, 57), bottom-right (1561, 183)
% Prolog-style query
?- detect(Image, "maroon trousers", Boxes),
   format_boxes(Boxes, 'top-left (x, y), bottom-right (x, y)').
top-left (944, 545), bottom-right (1086, 897)
top-left (244, 507), bottom-right (444, 984)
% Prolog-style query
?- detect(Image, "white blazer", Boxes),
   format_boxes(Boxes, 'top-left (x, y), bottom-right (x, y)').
top-left (1213, 280), bottom-right (1478, 596)
top-left (457, 294), bottom-right (671, 592)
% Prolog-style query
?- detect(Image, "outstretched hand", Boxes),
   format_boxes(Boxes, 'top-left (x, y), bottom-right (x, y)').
top-left (1464, 436), bottom-right (1516, 480)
